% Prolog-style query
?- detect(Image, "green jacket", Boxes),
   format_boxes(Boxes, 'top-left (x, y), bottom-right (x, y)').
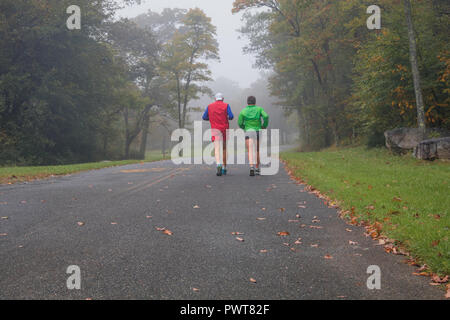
top-left (238, 105), bottom-right (269, 132)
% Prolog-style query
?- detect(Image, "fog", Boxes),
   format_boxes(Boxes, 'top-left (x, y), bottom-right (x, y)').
top-left (118, 0), bottom-right (260, 88)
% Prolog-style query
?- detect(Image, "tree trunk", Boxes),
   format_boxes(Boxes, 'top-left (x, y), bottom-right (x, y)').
top-left (139, 114), bottom-right (150, 160)
top-left (404, 0), bottom-right (426, 139)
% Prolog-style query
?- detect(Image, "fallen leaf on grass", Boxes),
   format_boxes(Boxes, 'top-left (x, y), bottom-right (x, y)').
top-left (431, 240), bottom-right (440, 247)
top-left (277, 231), bottom-right (290, 236)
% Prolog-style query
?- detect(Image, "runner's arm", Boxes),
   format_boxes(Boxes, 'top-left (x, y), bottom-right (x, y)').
top-left (238, 111), bottom-right (245, 129)
top-left (261, 108), bottom-right (269, 129)
top-left (227, 105), bottom-right (234, 120)
top-left (202, 107), bottom-right (209, 121)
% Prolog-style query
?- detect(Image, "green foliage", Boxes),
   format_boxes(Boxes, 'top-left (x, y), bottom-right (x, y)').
top-left (282, 147), bottom-right (450, 275)
top-left (234, 0), bottom-right (450, 150)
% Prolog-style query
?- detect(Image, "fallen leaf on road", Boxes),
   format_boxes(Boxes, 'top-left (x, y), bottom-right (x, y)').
top-left (0, 233), bottom-right (7, 236)
top-left (261, 208), bottom-right (266, 211)
top-left (309, 226), bottom-right (323, 229)
top-left (345, 228), bottom-right (353, 233)
top-left (296, 214), bottom-right (301, 218)
top-left (393, 197), bottom-right (402, 202)
top-left (294, 240), bottom-right (302, 245)
top-left (146, 216), bottom-right (152, 219)
top-left (0, 202), bottom-right (7, 205)
top-left (163, 229), bottom-right (173, 236)
top-left (232, 232), bottom-right (244, 235)
top-left (324, 254), bottom-right (333, 260)
top-left (77, 222), bottom-right (85, 226)
top-left (20, 201), bottom-right (27, 204)
top-left (111, 222), bottom-right (118, 225)
top-left (193, 288), bottom-right (200, 292)
top-left (277, 231), bottom-right (290, 236)
top-left (349, 241), bottom-right (358, 245)
top-left (310, 244), bottom-right (319, 248)
top-left (193, 205), bottom-right (200, 209)
top-left (236, 237), bottom-right (244, 242)
top-left (432, 275), bottom-right (448, 284)
top-left (1, 216), bottom-right (8, 220)
top-left (279, 208), bottom-right (286, 212)
top-left (260, 250), bottom-right (268, 253)
top-left (257, 218), bottom-right (266, 221)
top-left (289, 220), bottom-right (300, 223)
top-left (298, 205), bottom-right (306, 209)
top-left (249, 278), bottom-right (257, 283)
top-left (156, 227), bottom-right (166, 231)
top-left (312, 219), bottom-right (320, 223)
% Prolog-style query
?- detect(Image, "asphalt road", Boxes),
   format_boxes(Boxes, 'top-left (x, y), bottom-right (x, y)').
top-left (0, 160), bottom-right (443, 299)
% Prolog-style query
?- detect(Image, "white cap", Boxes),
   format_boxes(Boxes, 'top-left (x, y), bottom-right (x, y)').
top-left (215, 93), bottom-right (224, 101)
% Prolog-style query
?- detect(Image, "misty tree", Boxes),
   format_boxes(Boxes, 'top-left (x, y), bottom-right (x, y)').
top-left (160, 8), bottom-right (219, 130)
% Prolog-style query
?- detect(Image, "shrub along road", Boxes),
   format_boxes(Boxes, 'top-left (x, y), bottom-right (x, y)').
top-left (0, 159), bottom-right (444, 299)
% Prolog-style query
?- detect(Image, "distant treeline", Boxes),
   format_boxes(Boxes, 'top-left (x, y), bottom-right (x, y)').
top-left (0, 1), bottom-right (218, 165)
top-left (234, 0), bottom-right (449, 150)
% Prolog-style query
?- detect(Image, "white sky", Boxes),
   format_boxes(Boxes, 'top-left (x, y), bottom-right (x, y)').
top-left (118, 0), bottom-right (259, 88)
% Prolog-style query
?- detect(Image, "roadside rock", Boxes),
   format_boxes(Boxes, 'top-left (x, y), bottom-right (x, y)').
top-left (385, 128), bottom-right (449, 154)
top-left (414, 137), bottom-right (450, 160)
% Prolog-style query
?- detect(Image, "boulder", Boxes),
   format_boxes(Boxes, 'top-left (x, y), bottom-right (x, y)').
top-left (384, 128), bottom-right (449, 154)
top-left (414, 137), bottom-right (450, 160)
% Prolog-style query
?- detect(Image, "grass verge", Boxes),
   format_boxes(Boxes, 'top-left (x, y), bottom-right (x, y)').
top-left (0, 151), bottom-right (166, 185)
top-left (281, 147), bottom-right (449, 276)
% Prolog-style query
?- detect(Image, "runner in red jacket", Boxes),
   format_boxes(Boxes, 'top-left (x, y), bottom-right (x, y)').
top-left (202, 93), bottom-right (234, 176)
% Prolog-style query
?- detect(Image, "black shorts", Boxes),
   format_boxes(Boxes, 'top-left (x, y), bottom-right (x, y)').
top-left (245, 131), bottom-right (260, 141)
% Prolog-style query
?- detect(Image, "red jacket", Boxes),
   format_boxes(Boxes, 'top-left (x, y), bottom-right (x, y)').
top-left (202, 101), bottom-right (234, 131)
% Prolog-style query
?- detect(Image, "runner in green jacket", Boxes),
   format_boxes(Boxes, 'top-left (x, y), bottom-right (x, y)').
top-left (238, 96), bottom-right (269, 176)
